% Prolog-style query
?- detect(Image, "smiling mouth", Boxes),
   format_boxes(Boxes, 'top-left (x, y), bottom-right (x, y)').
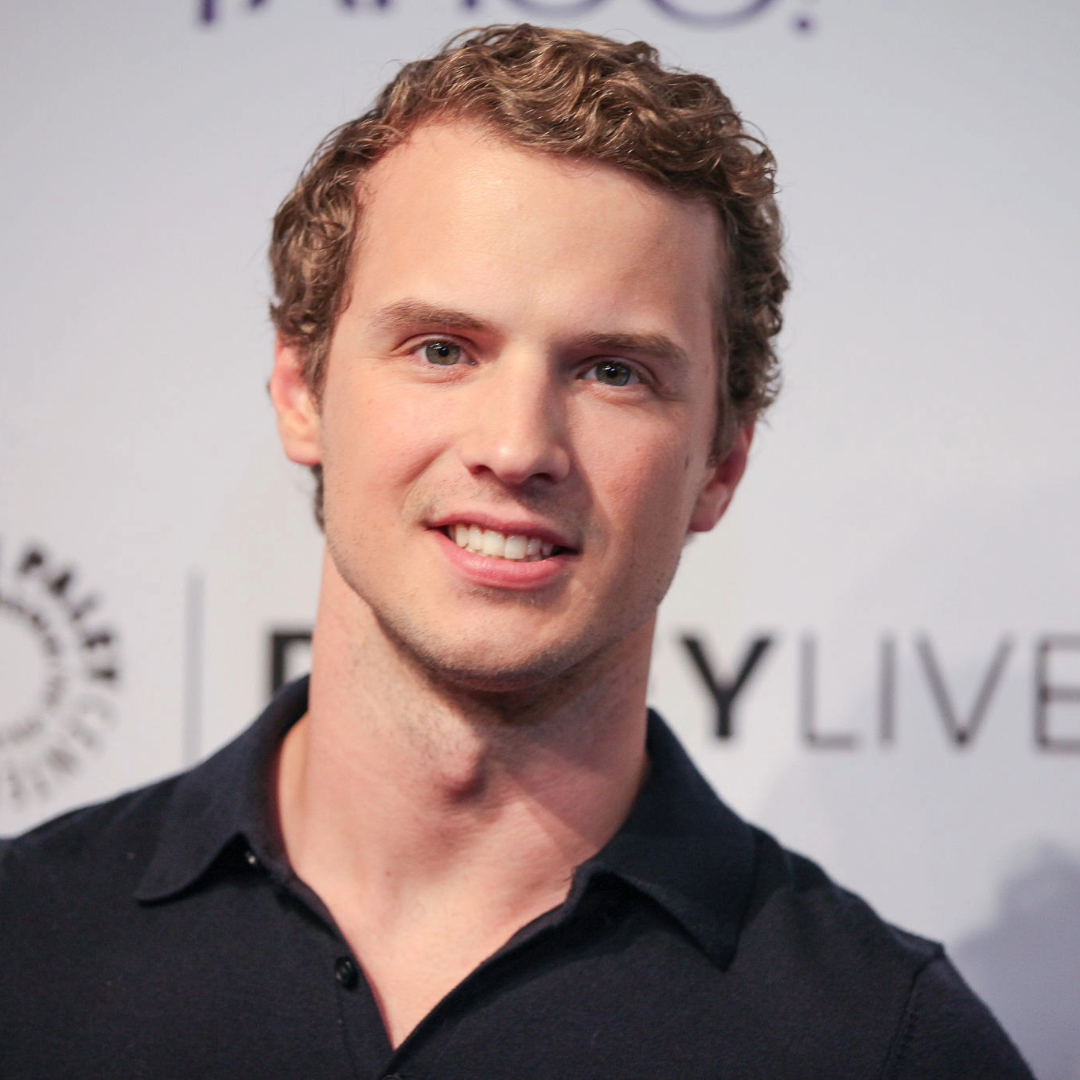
top-left (442, 524), bottom-right (573, 562)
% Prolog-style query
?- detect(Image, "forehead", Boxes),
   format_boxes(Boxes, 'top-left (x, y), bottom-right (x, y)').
top-left (341, 123), bottom-right (721, 345)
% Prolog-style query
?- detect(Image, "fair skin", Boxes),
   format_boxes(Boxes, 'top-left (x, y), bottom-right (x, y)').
top-left (269, 121), bottom-right (752, 1047)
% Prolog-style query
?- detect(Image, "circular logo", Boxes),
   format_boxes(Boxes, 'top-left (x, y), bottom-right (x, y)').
top-left (0, 538), bottom-right (121, 810)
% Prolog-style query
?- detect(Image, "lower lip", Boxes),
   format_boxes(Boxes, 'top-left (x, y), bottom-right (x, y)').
top-left (433, 530), bottom-right (573, 590)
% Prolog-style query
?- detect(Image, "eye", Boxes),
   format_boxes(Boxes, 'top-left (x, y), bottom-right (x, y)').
top-left (583, 360), bottom-right (640, 387)
top-left (421, 340), bottom-right (463, 366)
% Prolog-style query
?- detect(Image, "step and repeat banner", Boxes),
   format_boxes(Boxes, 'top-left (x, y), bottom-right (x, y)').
top-left (2, 2), bottom-right (1078, 1074)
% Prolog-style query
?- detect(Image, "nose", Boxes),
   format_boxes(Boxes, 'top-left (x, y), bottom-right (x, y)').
top-left (457, 355), bottom-right (572, 488)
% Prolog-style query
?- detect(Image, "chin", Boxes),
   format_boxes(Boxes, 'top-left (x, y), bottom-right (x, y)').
top-left (378, 611), bottom-right (609, 701)
top-left (424, 641), bottom-right (592, 695)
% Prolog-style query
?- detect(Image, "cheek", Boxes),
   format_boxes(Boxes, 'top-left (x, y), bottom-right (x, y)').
top-left (591, 434), bottom-right (700, 537)
top-left (320, 379), bottom-right (446, 487)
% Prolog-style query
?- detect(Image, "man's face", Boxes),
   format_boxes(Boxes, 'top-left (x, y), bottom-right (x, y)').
top-left (273, 122), bottom-right (749, 693)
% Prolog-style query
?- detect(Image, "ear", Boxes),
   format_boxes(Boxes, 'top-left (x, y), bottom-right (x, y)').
top-left (689, 422), bottom-right (754, 534)
top-left (269, 335), bottom-right (322, 467)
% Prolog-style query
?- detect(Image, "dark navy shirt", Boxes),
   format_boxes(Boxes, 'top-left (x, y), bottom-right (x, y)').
top-left (0, 677), bottom-right (1032, 1078)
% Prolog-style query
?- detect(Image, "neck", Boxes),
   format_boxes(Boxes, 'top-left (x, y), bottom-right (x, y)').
top-left (276, 549), bottom-right (651, 937)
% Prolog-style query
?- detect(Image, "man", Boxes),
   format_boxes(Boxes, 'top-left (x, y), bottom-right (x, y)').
top-left (0, 24), bottom-right (1032, 1078)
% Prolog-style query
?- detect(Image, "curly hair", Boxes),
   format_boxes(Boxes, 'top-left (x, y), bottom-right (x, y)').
top-left (270, 24), bottom-right (787, 522)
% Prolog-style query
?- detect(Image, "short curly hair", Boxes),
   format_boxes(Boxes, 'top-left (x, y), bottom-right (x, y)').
top-left (270, 23), bottom-right (787, 523)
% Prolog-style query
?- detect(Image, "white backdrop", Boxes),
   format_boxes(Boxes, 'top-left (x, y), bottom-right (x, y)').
top-left (3, 2), bottom-right (1078, 1074)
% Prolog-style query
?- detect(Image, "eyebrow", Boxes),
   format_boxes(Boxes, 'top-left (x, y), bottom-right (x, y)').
top-left (575, 331), bottom-right (690, 369)
top-left (368, 300), bottom-right (487, 334)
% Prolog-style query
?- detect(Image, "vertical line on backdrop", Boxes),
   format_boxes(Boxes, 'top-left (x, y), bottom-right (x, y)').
top-left (183, 573), bottom-right (204, 766)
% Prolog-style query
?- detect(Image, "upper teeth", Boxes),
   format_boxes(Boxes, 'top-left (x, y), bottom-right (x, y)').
top-left (451, 524), bottom-right (555, 561)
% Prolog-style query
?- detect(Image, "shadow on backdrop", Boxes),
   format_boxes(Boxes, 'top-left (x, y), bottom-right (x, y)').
top-left (952, 845), bottom-right (1080, 1080)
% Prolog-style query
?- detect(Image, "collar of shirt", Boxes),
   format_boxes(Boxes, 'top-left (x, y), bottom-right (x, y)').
top-left (133, 676), bottom-right (757, 969)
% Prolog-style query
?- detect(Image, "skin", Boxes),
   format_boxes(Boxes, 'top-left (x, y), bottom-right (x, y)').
top-left (269, 121), bottom-right (752, 1046)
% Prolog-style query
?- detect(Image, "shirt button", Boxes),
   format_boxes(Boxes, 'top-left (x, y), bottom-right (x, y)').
top-left (244, 849), bottom-right (259, 868)
top-left (334, 956), bottom-right (359, 989)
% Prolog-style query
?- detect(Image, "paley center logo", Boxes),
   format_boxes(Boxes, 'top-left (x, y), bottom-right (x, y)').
top-left (0, 538), bottom-right (122, 809)
top-left (197, 0), bottom-right (816, 34)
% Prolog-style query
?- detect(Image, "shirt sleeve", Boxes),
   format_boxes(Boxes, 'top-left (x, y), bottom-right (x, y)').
top-left (886, 955), bottom-right (1035, 1079)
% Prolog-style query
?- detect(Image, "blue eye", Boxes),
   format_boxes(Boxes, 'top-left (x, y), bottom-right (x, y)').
top-left (423, 341), bottom-right (462, 365)
top-left (586, 360), bottom-right (638, 387)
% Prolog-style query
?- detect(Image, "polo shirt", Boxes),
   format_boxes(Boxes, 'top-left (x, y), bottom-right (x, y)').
top-left (0, 677), bottom-right (1032, 1078)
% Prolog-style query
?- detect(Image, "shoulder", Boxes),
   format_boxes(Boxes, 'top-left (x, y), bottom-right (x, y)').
top-left (0, 680), bottom-right (296, 901)
top-left (0, 778), bottom-right (182, 1042)
top-left (732, 828), bottom-right (1033, 1077)
top-left (882, 952), bottom-right (1036, 1078)
top-left (740, 828), bottom-right (942, 976)
top-left (0, 776), bottom-right (179, 904)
